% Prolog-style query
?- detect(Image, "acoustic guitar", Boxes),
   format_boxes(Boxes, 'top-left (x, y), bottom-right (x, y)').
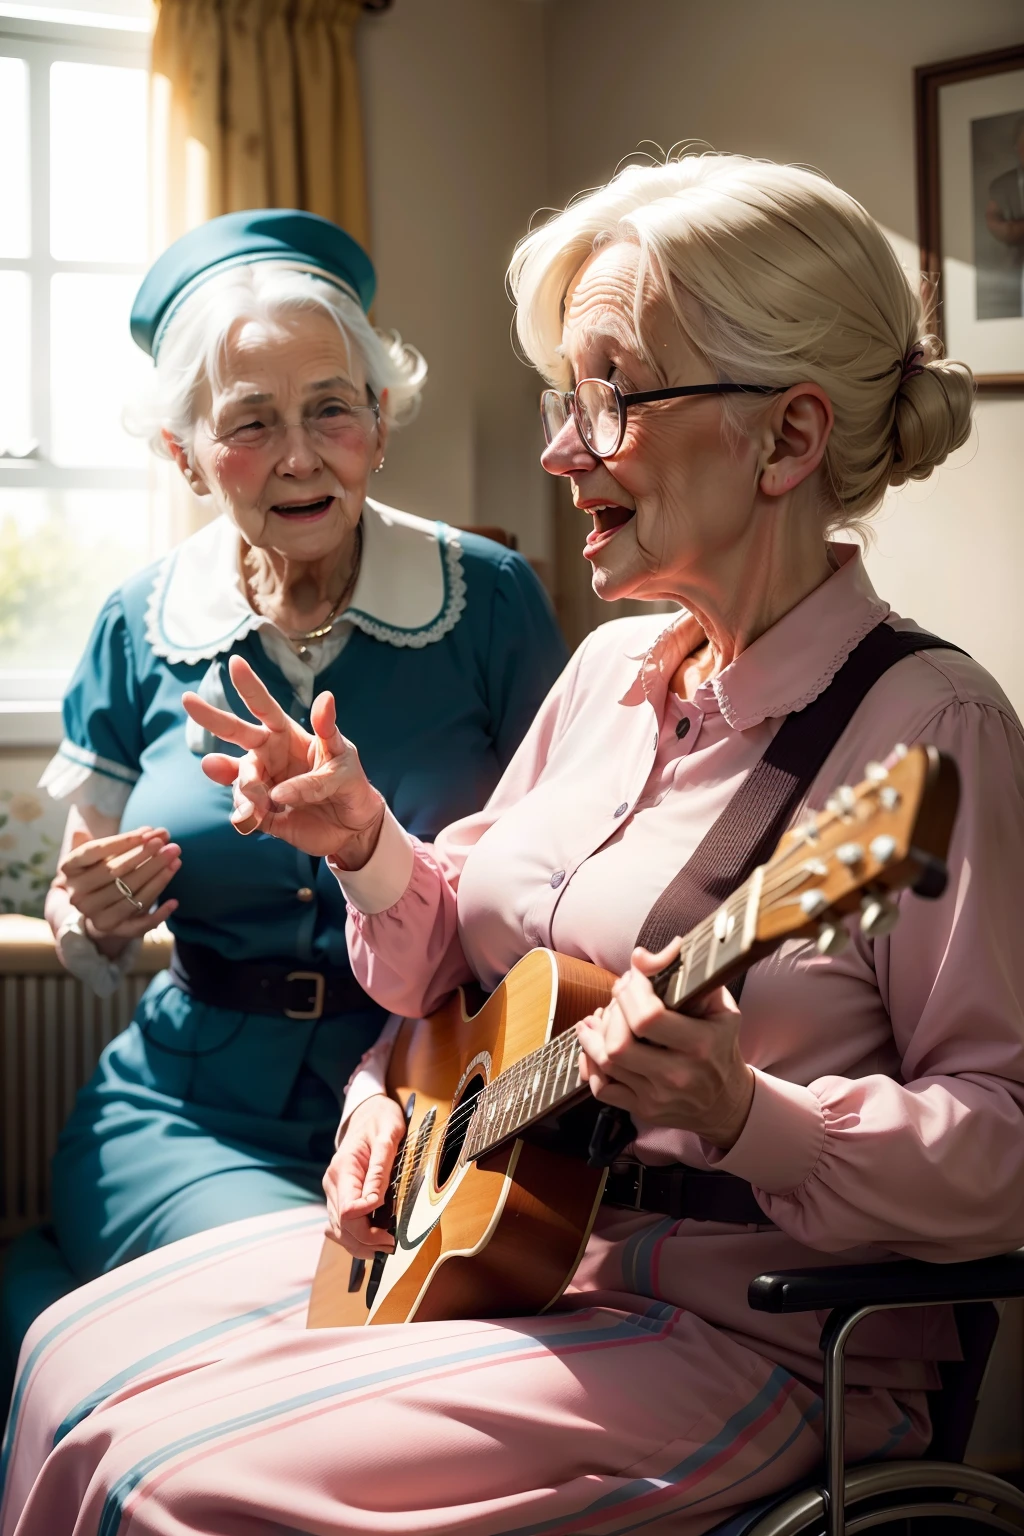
top-left (307, 744), bottom-right (959, 1329)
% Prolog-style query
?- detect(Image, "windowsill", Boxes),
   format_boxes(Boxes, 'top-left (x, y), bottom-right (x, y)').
top-left (0, 702), bottom-right (64, 750)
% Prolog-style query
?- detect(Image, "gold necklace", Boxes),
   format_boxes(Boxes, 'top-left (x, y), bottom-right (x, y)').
top-left (249, 522), bottom-right (363, 660)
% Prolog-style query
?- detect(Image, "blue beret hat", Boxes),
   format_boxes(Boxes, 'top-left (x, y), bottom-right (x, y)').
top-left (130, 208), bottom-right (376, 359)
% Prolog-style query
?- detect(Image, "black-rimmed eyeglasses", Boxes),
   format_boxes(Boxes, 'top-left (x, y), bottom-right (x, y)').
top-left (540, 378), bottom-right (782, 460)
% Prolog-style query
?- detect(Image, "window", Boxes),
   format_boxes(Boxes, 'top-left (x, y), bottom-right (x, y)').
top-left (0, 1), bottom-right (165, 726)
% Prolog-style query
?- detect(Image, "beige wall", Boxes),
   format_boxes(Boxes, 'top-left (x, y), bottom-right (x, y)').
top-left (542, 0), bottom-right (1024, 710)
top-left (357, 0), bottom-right (553, 567)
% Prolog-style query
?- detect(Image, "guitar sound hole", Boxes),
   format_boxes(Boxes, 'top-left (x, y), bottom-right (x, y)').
top-left (436, 1072), bottom-right (486, 1187)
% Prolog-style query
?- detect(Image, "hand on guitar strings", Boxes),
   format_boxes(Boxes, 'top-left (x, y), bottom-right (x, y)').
top-left (575, 941), bottom-right (756, 1151)
top-left (181, 654), bottom-right (386, 867)
top-left (322, 1094), bottom-right (406, 1258)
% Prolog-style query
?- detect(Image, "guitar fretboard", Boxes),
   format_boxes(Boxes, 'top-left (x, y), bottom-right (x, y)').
top-left (463, 1026), bottom-right (582, 1161)
top-left (463, 872), bottom-right (760, 1162)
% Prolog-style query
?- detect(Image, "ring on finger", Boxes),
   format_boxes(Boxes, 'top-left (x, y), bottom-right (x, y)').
top-left (113, 876), bottom-right (145, 912)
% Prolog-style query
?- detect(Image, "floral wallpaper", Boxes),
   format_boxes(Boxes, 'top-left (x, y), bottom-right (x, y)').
top-left (0, 750), bottom-right (64, 917)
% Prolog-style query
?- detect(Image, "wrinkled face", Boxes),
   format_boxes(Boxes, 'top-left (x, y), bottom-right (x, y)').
top-left (540, 242), bottom-right (766, 604)
top-left (187, 307), bottom-right (386, 560)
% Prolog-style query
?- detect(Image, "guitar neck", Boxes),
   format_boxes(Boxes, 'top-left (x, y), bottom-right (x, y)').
top-left (464, 868), bottom-right (763, 1162)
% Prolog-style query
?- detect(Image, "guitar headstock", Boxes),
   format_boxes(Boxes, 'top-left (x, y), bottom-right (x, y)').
top-left (755, 745), bottom-right (960, 954)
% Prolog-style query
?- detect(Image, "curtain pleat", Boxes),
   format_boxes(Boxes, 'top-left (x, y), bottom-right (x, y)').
top-left (151, 0), bottom-right (369, 244)
top-left (260, 0), bottom-right (300, 209)
top-left (293, 0), bottom-right (334, 221)
top-left (332, 1), bottom-right (368, 247)
top-left (223, 0), bottom-right (266, 212)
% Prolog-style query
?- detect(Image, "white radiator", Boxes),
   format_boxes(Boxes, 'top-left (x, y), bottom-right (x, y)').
top-left (0, 916), bottom-right (170, 1240)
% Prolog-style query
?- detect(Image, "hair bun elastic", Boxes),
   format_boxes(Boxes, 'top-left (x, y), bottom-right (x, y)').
top-left (900, 344), bottom-right (925, 387)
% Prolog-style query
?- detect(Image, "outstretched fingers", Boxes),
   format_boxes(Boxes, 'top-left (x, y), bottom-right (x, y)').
top-left (270, 695), bottom-right (350, 810)
top-left (310, 689), bottom-right (344, 752)
top-left (183, 692), bottom-right (268, 752)
top-left (200, 753), bottom-right (244, 786)
top-left (227, 654), bottom-right (293, 732)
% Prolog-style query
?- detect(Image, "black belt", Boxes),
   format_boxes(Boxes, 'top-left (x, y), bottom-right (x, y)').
top-left (169, 938), bottom-right (371, 1021)
top-left (603, 1159), bottom-right (773, 1226)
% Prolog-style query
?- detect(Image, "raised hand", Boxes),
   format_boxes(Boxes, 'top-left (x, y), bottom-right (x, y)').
top-left (57, 826), bottom-right (181, 940)
top-left (182, 653), bottom-right (385, 868)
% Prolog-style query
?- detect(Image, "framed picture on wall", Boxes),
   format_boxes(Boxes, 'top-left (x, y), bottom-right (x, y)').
top-left (916, 42), bottom-right (1024, 390)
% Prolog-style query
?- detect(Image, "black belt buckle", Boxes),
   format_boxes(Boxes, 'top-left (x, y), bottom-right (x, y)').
top-left (284, 970), bottom-right (326, 1020)
top-left (607, 1159), bottom-right (646, 1211)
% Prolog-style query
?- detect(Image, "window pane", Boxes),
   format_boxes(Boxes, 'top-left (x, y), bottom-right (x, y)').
top-left (0, 57), bottom-right (30, 258)
top-left (0, 273), bottom-right (32, 456)
top-left (0, 488), bottom-right (158, 672)
top-left (51, 273), bottom-right (150, 466)
top-left (50, 61), bottom-right (148, 262)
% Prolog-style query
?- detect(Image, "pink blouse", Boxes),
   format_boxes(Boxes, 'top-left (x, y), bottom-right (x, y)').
top-left (333, 544), bottom-right (1024, 1385)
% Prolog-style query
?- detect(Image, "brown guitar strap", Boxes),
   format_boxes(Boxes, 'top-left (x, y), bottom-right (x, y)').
top-left (635, 623), bottom-right (966, 981)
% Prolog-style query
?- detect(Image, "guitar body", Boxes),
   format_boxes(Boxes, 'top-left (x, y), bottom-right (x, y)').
top-left (307, 949), bottom-right (616, 1328)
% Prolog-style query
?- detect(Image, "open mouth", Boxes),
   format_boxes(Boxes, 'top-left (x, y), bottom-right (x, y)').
top-left (271, 496), bottom-right (335, 520)
top-left (584, 504), bottom-right (636, 557)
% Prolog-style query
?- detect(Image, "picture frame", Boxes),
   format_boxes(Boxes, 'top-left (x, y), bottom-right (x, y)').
top-left (916, 42), bottom-right (1024, 392)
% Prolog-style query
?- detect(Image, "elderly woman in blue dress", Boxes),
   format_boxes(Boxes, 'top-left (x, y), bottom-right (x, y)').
top-left (1, 210), bottom-right (565, 1372)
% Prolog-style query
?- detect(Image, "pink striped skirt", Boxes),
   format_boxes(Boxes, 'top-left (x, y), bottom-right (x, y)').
top-left (0, 1207), bottom-right (928, 1536)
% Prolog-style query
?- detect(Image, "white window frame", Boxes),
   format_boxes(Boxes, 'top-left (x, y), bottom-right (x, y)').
top-left (0, 9), bottom-right (151, 744)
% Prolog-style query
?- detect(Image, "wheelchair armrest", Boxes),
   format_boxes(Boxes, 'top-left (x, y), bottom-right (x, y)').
top-left (748, 1250), bottom-right (1024, 1314)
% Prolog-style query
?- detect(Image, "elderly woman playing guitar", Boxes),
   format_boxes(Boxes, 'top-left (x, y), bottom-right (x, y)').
top-left (5, 155), bottom-right (1024, 1536)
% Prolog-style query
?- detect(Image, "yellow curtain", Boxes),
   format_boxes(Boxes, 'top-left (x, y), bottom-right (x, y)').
top-left (150, 0), bottom-right (369, 247)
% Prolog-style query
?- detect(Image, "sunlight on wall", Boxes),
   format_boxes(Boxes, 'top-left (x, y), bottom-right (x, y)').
top-left (866, 222), bottom-right (1024, 710)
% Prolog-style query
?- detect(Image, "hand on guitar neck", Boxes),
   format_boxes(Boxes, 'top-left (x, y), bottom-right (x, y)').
top-left (575, 943), bottom-right (755, 1151)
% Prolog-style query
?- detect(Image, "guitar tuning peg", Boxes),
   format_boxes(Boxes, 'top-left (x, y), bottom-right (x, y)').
top-left (816, 921), bottom-right (850, 956)
top-left (864, 761), bottom-right (888, 782)
top-left (859, 892), bottom-right (899, 940)
top-left (826, 785), bottom-right (857, 816)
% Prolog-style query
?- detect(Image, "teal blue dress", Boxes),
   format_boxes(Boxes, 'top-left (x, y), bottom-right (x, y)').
top-left (1, 504), bottom-right (566, 1374)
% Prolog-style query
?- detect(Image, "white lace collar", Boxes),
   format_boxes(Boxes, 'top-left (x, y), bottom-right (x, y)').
top-left (144, 499), bottom-right (467, 666)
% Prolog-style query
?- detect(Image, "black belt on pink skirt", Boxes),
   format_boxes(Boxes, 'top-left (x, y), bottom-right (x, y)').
top-left (169, 938), bottom-right (371, 1021)
top-left (603, 1158), bottom-right (773, 1226)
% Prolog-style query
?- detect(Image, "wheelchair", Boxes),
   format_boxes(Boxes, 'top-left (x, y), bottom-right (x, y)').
top-left (707, 1250), bottom-right (1024, 1536)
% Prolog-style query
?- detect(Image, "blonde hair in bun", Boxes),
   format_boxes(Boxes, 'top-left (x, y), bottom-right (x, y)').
top-left (509, 152), bottom-right (975, 533)
top-left (891, 340), bottom-right (974, 490)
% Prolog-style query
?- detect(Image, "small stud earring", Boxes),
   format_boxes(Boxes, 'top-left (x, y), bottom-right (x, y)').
top-left (373, 459), bottom-right (385, 474)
